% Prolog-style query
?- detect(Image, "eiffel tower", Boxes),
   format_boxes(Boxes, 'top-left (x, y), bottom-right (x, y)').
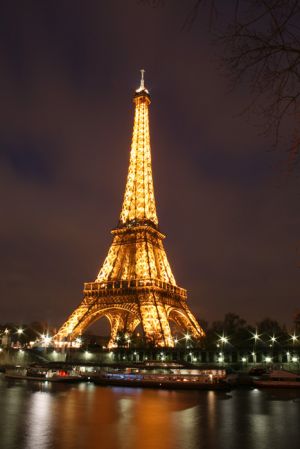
top-left (55, 71), bottom-right (205, 347)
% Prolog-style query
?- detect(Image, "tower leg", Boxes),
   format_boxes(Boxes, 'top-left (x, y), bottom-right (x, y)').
top-left (139, 294), bottom-right (173, 347)
top-left (183, 306), bottom-right (205, 337)
top-left (107, 313), bottom-right (125, 348)
top-left (169, 306), bottom-right (205, 339)
top-left (54, 302), bottom-right (90, 341)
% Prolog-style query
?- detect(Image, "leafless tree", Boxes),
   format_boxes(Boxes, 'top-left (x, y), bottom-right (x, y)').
top-left (221, 0), bottom-right (300, 174)
top-left (142, 0), bottom-right (300, 173)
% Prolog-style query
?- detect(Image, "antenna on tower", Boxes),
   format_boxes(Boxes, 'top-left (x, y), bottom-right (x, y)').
top-left (136, 69), bottom-right (149, 94)
top-left (140, 69), bottom-right (145, 90)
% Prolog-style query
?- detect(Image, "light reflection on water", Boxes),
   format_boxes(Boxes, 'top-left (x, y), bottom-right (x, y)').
top-left (25, 392), bottom-right (53, 449)
top-left (1, 375), bottom-right (300, 449)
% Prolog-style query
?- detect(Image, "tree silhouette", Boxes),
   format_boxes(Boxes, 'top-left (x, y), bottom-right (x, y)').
top-left (256, 317), bottom-right (287, 339)
top-left (143, 0), bottom-right (300, 171)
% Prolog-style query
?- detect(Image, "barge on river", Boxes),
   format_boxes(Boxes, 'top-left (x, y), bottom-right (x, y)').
top-left (93, 369), bottom-right (230, 390)
top-left (5, 367), bottom-right (82, 383)
top-left (253, 370), bottom-right (300, 389)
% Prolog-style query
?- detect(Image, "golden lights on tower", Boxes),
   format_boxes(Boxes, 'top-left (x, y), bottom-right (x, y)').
top-left (54, 70), bottom-right (205, 347)
top-left (119, 77), bottom-right (157, 227)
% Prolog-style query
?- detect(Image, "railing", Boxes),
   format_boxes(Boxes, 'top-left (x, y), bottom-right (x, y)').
top-left (84, 278), bottom-right (187, 299)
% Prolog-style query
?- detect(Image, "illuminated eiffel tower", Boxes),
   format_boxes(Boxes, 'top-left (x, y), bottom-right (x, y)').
top-left (55, 71), bottom-right (205, 347)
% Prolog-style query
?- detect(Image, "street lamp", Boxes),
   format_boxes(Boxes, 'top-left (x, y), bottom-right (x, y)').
top-left (291, 334), bottom-right (298, 343)
top-left (184, 333), bottom-right (191, 351)
top-left (218, 335), bottom-right (229, 349)
top-left (16, 328), bottom-right (24, 348)
top-left (75, 337), bottom-right (82, 347)
top-left (270, 335), bottom-right (277, 343)
top-left (42, 335), bottom-right (52, 346)
top-left (251, 332), bottom-right (260, 357)
top-left (220, 336), bottom-right (228, 344)
top-left (251, 331), bottom-right (261, 342)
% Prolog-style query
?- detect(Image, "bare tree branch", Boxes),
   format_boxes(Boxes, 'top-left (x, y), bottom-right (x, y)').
top-left (141, 0), bottom-right (300, 171)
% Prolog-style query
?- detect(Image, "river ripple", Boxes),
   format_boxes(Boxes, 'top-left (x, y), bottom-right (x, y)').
top-left (1, 374), bottom-right (300, 449)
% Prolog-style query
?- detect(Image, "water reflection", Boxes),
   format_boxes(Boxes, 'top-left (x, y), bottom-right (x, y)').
top-left (0, 382), bottom-right (27, 448)
top-left (1, 375), bottom-right (300, 449)
top-left (264, 389), bottom-right (300, 402)
top-left (25, 392), bottom-right (52, 449)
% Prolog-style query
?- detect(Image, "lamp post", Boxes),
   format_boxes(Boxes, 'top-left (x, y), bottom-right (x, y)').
top-left (16, 327), bottom-right (24, 348)
top-left (220, 336), bottom-right (228, 346)
top-left (251, 331), bottom-right (261, 364)
top-left (220, 335), bottom-right (228, 362)
top-left (291, 334), bottom-right (298, 345)
top-left (184, 333), bottom-right (191, 361)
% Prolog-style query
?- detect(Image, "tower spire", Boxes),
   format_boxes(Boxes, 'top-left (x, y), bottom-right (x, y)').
top-left (119, 70), bottom-right (157, 227)
top-left (140, 69), bottom-right (145, 90)
top-left (136, 68), bottom-right (149, 94)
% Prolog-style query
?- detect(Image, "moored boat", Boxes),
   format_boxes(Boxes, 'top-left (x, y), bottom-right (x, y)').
top-left (253, 370), bottom-right (300, 388)
top-left (93, 370), bottom-right (230, 390)
top-left (5, 367), bottom-right (83, 383)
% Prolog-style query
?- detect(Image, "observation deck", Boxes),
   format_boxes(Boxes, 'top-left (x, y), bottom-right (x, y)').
top-left (84, 278), bottom-right (187, 301)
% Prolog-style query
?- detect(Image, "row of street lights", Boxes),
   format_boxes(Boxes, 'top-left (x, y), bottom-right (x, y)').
top-left (215, 331), bottom-right (299, 347)
top-left (1, 327), bottom-right (300, 349)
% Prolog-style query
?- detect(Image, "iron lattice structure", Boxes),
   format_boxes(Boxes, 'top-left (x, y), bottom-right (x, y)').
top-left (55, 72), bottom-right (205, 347)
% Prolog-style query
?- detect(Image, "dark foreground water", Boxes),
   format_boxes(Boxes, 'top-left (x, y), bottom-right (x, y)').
top-left (1, 374), bottom-right (300, 449)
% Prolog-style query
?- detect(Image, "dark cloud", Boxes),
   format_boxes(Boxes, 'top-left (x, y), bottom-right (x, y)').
top-left (0, 0), bottom-right (299, 328)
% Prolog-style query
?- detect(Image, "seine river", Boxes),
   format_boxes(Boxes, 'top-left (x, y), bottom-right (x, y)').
top-left (1, 374), bottom-right (300, 449)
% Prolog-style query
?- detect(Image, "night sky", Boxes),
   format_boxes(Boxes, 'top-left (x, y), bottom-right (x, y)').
top-left (0, 1), bottom-right (299, 329)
